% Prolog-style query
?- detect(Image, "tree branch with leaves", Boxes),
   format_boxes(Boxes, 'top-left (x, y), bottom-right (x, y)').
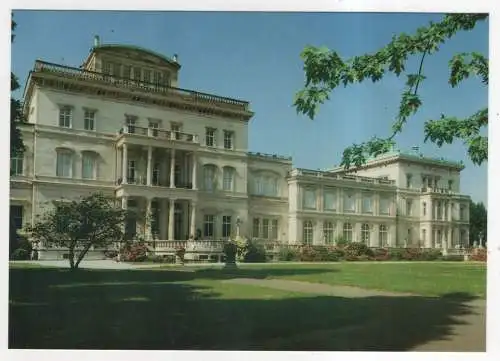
top-left (294, 13), bottom-right (488, 170)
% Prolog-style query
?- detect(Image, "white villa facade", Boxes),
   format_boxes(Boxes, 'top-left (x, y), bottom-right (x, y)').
top-left (10, 40), bottom-right (471, 258)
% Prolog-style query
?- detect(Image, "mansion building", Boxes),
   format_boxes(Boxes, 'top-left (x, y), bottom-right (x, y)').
top-left (10, 38), bottom-right (471, 256)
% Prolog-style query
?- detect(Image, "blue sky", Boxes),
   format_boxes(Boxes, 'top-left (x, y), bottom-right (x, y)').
top-left (11, 11), bottom-right (488, 204)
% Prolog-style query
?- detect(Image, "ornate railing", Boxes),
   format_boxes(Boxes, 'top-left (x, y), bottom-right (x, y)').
top-left (289, 168), bottom-right (397, 185)
top-left (247, 151), bottom-right (292, 161)
top-left (33, 60), bottom-right (251, 111)
top-left (118, 125), bottom-right (199, 143)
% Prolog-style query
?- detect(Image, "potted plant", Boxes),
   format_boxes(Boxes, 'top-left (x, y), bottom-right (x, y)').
top-left (175, 245), bottom-right (186, 265)
top-left (223, 239), bottom-right (238, 269)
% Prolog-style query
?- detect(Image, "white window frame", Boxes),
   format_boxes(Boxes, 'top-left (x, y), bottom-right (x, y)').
top-left (303, 220), bottom-right (314, 245)
top-left (222, 215), bottom-right (232, 238)
top-left (223, 130), bottom-right (234, 150)
top-left (361, 223), bottom-right (371, 244)
top-left (379, 197), bottom-right (390, 215)
top-left (149, 119), bottom-right (160, 137)
top-left (222, 167), bottom-right (235, 191)
top-left (125, 115), bottom-right (137, 134)
top-left (56, 150), bottom-right (73, 178)
top-left (323, 190), bottom-right (337, 211)
top-left (203, 214), bottom-right (215, 239)
top-left (323, 221), bottom-right (334, 244)
top-left (343, 223), bottom-right (353, 242)
top-left (270, 219), bottom-right (278, 240)
top-left (343, 192), bottom-right (356, 213)
top-left (253, 218), bottom-right (261, 238)
top-left (362, 194), bottom-right (373, 213)
top-left (81, 152), bottom-right (97, 180)
top-left (206, 128), bottom-right (216, 147)
top-left (84, 109), bottom-right (96, 131)
top-left (303, 189), bottom-right (316, 209)
top-left (152, 162), bottom-right (160, 186)
top-left (262, 219), bottom-right (270, 239)
top-left (10, 155), bottom-right (24, 176)
top-left (59, 106), bottom-right (72, 128)
top-left (203, 165), bottom-right (217, 191)
top-left (127, 160), bottom-right (136, 183)
top-left (379, 225), bottom-right (388, 246)
top-left (406, 199), bottom-right (413, 216)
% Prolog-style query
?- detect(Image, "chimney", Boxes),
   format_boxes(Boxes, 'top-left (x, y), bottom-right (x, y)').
top-left (173, 53), bottom-right (178, 63)
top-left (94, 35), bottom-right (100, 47)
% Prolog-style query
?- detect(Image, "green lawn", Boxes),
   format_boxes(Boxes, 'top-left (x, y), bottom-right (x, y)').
top-left (9, 262), bottom-right (486, 350)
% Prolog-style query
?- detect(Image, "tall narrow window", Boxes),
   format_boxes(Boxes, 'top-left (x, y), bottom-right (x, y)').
top-left (10, 156), bottom-right (24, 176)
top-left (82, 152), bottom-right (96, 180)
top-left (84, 109), bottom-right (96, 131)
top-left (303, 220), bottom-right (313, 244)
top-left (361, 224), bottom-right (371, 245)
top-left (59, 106), bottom-right (72, 128)
top-left (422, 202), bottom-right (427, 216)
top-left (448, 179), bottom-right (453, 190)
top-left (206, 128), bottom-right (216, 147)
top-left (10, 205), bottom-right (24, 231)
top-left (379, 197), bottom-right (390, 215)
top-left (126, 115), bottom-right (136, 134)
top-left (271, 219), bottom-right (278, 240)
top-left (222, 167), bottom-right (235, 191)
top-left (56, 151), bottom-right (72, 177)
top-left (262, 219), bottom-right (269, 239)
top-left (406, 174), bottom-right (413, 188)
top-left (203, 215), bottom-right (215, 239)
top-left (343, 223), bottom-right (353, 242)
top-left (323, 190), bottom-right (337, 210)
top-left (149, 119), bottom-right (160, 137)
top-left (127, 160), bottom-right (136, 183)
top-left (253, 218), bottom-right (260, 238)
top-left (323, 221), bottom-right (334, 244)
top-left (255, 176), bottom-right (264, 195)
top-left (343, 192), bottom-right (356, 212)
top-left (122, 65), bottom-right (131, 79)
top-left (152, 162), bottom-right (160, 185)
top-left (303, 189), bottom-right (316, 209)
top-left (171, 123), bottom-right (181, 140)
top-left (102, 62), bottom-right (111, 75)
top-left (223, 130), bottom-right (234, 150)
top-left (362, 194), bottom-right (373, 213)
top-left (379, 225), bottom-right (388, 246)
top-left (203, 165), bottom-right (217, 191)
top-left (133, 67), bottom-right (141, 81)
top-left (406, 199), bottom-right (413, 216)
top-left (222, 215), bottom-right (232, 238)
top-left (143, 69), bottom-right (152, 83)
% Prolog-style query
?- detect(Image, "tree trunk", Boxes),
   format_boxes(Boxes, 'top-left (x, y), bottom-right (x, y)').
top-left (68, 245), bottom-right (76, 270)
top-left (74, 242), bottom-right (94, 269)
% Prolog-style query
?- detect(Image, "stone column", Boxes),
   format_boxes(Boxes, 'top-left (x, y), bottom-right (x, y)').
top-left (122, 144), bottom-right (128, 184)
top-left (370, 224), bottom-right (378, 247)
top-left (170, 149), bottom-right (176, 188)
top-left (121, 196), bottom-right (128, 240)
top-left (145, 198), bottom-right (152, 241)
top-left (160, 199), bottom-right (167, 239)
top-left (192, 152), bottom-right (198, 190)
top-left (190, 201), bottom-right (197, 238)
top-left (168, 198), bottom-right (175, 240)
top-left (146, 146), bottom-right (152, 186)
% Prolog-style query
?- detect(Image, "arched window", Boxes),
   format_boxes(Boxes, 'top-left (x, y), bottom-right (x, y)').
top-left (361, 223), bottom-right (370, 245)
top-left (343, 223), bottom-right (353, 242)
top-left (379, 225), bottom-right (388, 246)
top-left (222, 166), bottom-right (235, 191)
top-left (303, 220), bottom-right (314, 245)
top-left (56, 148), bottom-right (74, 178)
top-left (203, 164), bottom-right (218, 191)
top-left (323, 221), bottom-right (334, 244)
top-left (82, 151), bottom-right (98, 180)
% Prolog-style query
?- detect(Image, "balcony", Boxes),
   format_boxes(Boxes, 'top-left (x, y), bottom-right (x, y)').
top-left (117, 125), bottom-right (199, 143)
top-left (289, 168), bottom-right (396, 186)
top-left (32, 60), bottom-right (251, 112)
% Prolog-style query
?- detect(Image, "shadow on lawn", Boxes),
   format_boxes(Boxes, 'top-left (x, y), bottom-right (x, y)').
top-left (9, 267), bottom-right (484, 351)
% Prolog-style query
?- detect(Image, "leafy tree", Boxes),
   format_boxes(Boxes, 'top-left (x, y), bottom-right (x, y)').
top-left (294, 14), bottom-right (488, 169)
top-left (469, 200), bottom-right (487, 245)
top-left (11, 16), bottom-right (25, 158)
top-left (26, 193), bottom-right (130, 269)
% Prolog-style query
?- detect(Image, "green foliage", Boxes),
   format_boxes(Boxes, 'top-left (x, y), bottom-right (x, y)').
top-left (11, 248), bottom-right (30, 260)
top-left (294, 13), bottom-right (488, 168)
top-left (11, 16), bottom-right (25, 158)
top-left (277, 246), bottom-right (300, 261)
top-left (468, 200), bottom-right (487, 245)
top-left (344, 242), bottom-right (374, 258)
top-left (121, 241), bottom-right (148, 262)
top-left (25, 193), bottom-right (130, 269)
top-left (242, 239), bottom-right (267, 263)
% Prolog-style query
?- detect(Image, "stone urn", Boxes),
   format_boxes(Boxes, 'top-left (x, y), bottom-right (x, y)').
top-left (175, 247), bottom-right (186, 265)
top-left (223, 240), bottom-right (238, 269)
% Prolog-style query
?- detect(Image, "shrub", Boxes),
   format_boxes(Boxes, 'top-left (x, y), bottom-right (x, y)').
top-left (121, 241), bottom-right (148, 262)
top-left (298, 245), bottom-right (319, 262)
top-left (104, 250), bottom-right (118, 259)
top-left (335, 237), bottom-right (349, 248)
top-left (147, 255), bottom-right (175, 263)
top-left (419, 249), bottom-right (442, 261)
top-left (441, 254), bottom-right (464, 262)
top-left (470, 248), bottom-right (487, 262)
top-left (277, 246), bottom-right (300, 261)
top-left (243, 239), bottom-right (267, 263)
top-left (11, 248), bottom-right (29, 260)
top-left (344, 242), bottom-right (374, 258)
top-left (372, 248), bottom-right (390, 261)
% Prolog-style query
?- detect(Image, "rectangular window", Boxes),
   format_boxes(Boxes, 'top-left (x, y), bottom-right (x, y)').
top-left (406, 174), bottom-right (412, 188)
top-left (460, 205), bottom-right (466, 220)
top-left (206, 128), bottom-right (216, 147)
top-left (127, 160), bottom-right (136, 183)
top-left (133, 67), bottom-right (141, 81)
top-left (271, 219), bottom-right (278, 240)
top-left (323, 190), bottom-right (337, 210)
top-left (153, 71), bottom-right (162, 86)
top-left (262, 219), bottom-right (269, 239)
top-left (343, 192), bottom-right (356, 212)
top-left (362, 194), bottom-right (373, 213)
top-left (122, 65), bottom-right (131, 79)
top-left (379, 197), bottom-right (390, 215)
top-left (82, 154), bottom-right (96, 179)
top-left (406, 199), bottom-right (413, 216)
top-left (323, 221), bottom-right (334, 244)
top-left (204, 215), bottom-right (215, 239)
top-left (222, 215), bottom-right (232, 238)
top-left (448, 179), bottom-right (453, 190)
top-left (303, 189), bottom-right (316, 209)
top-left (171, 123), bottom-right (181, 140)
top-left (222, 168), bottom-right (234, 191)
top-left (143, 69), bottom-right (152, 83)
top-left (223, 130), bottom-right (234, 150)
top-left (253, 218), bottom-right (260, 238)
top-left (10, 205), bottom-right (24, 230)
top-left (59, 106), bottom-right (72, 128)
top-left (84, 109), bottom-right (96, 131)
top-left (56, 152), bottom-right (72, 177)
top-left (126, 115), bottom-right (137, 134)
top-left (152, 162), bottom-right (160, 185)
top-left (423, 202), bottom-right (427, 216)
top-left (10, 156), bottom-right (24, 176)
top-left (102, 62), bottom-right (111, 75)
top-left (149, 119), bottom-right (160, 136)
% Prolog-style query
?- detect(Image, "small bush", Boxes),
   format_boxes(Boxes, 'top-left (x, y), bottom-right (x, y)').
top-left (11, 248), bottom-right (29, 260)
top-left (121, 241), bottom-right (148, 262)
top-left (277, 246), bottom-right (300, 261)
top-left (104, 250), bottom-right (118, 259)
top-left (470, 248), bottom-right (487, 262)
top-left (243, 240), bottom-right (267, 263)
top-left (373, 248), bottom-right (390, 261)
top-left (344, 242), bottom-right (374, 258)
